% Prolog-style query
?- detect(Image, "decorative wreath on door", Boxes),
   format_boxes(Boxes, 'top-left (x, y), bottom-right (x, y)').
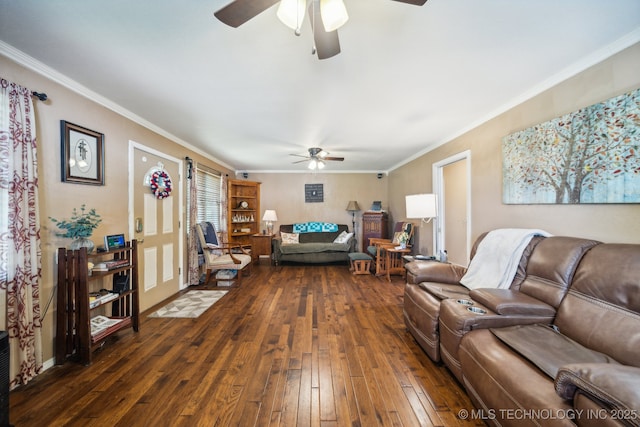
top-left (150, 169), bottom-right (172, 199)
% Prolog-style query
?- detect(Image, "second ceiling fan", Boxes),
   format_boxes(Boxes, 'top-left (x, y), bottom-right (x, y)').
top-left (214, 0), bottom-right (428, 60)
top-left (291, 147), bottom-right (344, 169)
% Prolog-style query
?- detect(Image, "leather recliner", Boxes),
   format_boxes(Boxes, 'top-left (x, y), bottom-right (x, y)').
top-left (403, 232), bottom-right (543, 362)
top-left (437, 236), bottom-right (600, 382)
top-left (459, 243), bottom-right (640, 427)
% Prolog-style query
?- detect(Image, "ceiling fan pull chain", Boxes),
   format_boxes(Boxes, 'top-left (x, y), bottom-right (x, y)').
top-left (311, 0), bottom-right (317, 54)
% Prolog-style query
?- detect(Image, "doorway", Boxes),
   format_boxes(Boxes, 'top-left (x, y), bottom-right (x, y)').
top-left (433, 151), bottom-right (471, 266)
top-left (129, 141), bottom-right (184, 312)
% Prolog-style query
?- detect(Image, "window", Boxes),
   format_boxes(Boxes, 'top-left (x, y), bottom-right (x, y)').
top-left (187, 164), bottom-right (222, 230)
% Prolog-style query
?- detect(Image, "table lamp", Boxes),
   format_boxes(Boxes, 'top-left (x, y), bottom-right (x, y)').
top-left (262, 210), bottom-right (278, 235)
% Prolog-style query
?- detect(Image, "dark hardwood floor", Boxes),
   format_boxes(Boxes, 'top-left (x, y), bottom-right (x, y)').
top-left (10, 263), bottom-right (484, 426)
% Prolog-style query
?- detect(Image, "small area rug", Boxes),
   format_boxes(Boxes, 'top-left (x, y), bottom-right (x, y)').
top-left (148, 290), bottom-right (228, 318)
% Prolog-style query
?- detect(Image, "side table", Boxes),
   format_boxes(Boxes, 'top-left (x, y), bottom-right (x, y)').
top-left (385, 247), bottom-right (412, 282)
top-left (250, 233), bottom-right (274, 265)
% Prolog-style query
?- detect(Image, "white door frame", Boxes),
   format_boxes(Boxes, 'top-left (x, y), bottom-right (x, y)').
top-left (128, 140), bottom-right (185, 289)
top-left (432, 150), bottom-right (472, 265)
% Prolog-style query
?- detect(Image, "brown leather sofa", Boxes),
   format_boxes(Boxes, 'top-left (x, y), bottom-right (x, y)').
top-left (404, 234), bottom-right (640, 426)
top-left (403, 232), bottom-right (547, 363)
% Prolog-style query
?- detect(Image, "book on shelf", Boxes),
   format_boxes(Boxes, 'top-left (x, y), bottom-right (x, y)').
top-left (90, 315), bottom-right (122, 337)
top-left (89, 291), bottom-right (119, 309)
top-left (92, 258), bottom-right (130, 272)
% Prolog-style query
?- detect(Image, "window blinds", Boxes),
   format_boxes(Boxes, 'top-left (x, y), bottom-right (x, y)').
top-left (188, 164), bottom-right (222, 231)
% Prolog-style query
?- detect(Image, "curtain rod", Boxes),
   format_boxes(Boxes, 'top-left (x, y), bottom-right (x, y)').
top-left (31, 91), bottom-right (48, 101)
top-left (184, 156), bottom-right (222, 176)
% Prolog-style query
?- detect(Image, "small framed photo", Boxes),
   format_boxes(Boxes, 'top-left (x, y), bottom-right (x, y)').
top-left (60, 120), bottom-right (105, 185)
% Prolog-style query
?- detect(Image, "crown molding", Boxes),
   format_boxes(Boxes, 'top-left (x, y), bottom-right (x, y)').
top-left (0, 41), bottom-right (235, 171)
top-left (388, 28), bottom-right (640, 173)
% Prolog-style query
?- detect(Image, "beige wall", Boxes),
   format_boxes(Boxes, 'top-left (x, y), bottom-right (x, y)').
top-left (389, 42), bottom-right (640, 255)
top-left (248, 172), bottom-right (388, 252)
top-left (1, 55), bottom-right (233, 364)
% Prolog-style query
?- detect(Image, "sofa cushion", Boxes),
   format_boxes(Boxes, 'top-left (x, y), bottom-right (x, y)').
top-left (490, 324), bottom-right (619, 378)
top-left (333, 231), bottom-right (353, 244)
top-left (278, 242), bottom-right (350, 255)
top-left (281, 232), bottom-right (299, 244)
top-left (459, 329), bottom-right (573, 415)
top-left (554, 243), bottom-right (640, 368)
top-left (517, 236), bottom-right (600, 308)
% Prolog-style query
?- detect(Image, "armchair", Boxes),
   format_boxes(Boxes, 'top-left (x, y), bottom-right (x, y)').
top-left (367, 222), bottom-right (414, 276)
top-left (195, 222), bottom-right (252, 286)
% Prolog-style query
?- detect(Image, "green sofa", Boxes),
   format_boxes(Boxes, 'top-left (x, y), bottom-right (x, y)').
top-left (273, 223), bottom-right (355, 265)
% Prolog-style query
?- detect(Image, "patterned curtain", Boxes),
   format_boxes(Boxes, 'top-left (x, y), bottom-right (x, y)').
top-left (0, 78), bottom-right (43, 388)
top-left (187, 160), bottom-right (200, 286)
top-left (219, 174), bottom-right (228, 242)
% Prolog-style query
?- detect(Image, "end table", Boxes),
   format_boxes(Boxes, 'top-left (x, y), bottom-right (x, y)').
top-left (385, 246), bottom-right (412, 282)
top-left (250, 233), bottom-right (274, 265)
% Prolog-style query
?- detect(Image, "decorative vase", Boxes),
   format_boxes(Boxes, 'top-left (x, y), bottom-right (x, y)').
top-left (70, 237), bottom-right (95, 253)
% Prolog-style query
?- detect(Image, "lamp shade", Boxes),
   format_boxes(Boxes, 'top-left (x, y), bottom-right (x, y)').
top-left (406, 194), bottom-right (437, 219)
top-left (320, 0), bottom-right (349, 32)
top-left (277, 0), bottom-right (306, 31)
top-left (262, 210), bottom-right (278, 222)
top-left (346, 200), bottom-right (360, 212)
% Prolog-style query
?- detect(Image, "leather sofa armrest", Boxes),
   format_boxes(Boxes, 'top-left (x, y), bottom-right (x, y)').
top-left (405, 261), bottom-right (467, 285)
top-left (469, 289), bottom-right (556, 316)
top-left (555, 363), bottom-right (640, 419)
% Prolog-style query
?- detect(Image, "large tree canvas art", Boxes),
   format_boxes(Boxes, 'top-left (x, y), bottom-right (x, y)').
top-left (503, 88), bottom-right (640, 204)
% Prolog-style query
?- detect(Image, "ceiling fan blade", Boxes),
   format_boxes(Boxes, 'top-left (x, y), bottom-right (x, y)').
top-left (292, 159), bottom-right (310, 164)
top-left (289, 154), bottom-right (311, 159)
top-left (308, 0), bottom-right (341, 60)
top-left (390, 0), bottom-right (428, 5)
top-left (214, 0), bottom-right (280, 27)
top-left (324, 157), bottom-right (344, 161)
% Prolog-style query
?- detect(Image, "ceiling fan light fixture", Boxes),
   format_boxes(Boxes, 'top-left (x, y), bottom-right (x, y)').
top-left (320, 0), bottom-right (349, 32)
top-left (308, 159), bottom-right (318, 170)
top-left (277, 0), bottom-right (307, 32)
top-left (317, 160), bottom-right (326, 169)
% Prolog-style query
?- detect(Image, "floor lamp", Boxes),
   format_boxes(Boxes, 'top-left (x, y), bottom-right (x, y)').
top-left (405, 194), bottom-right (438, 256)
top-left (346, 200), bottom-right (360, 249)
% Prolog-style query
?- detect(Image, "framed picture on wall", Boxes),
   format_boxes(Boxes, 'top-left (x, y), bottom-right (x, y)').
top-left (305, 183), bottom-right (324, 203)
top-left (60, 120), bottom-right (105, 185)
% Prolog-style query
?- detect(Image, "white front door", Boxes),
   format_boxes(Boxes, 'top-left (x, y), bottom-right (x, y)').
top-left (129, 141), bottom-right (183, 312)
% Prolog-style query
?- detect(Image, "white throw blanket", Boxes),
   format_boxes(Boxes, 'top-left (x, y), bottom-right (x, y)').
top-left (460, 228), bottom-right (551, 290)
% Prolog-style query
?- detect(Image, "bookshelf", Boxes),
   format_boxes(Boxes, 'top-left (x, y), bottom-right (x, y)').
top-left (55, 240), bottom-right (139, 365)
top-left (227, 179), bottom-right (261, 247)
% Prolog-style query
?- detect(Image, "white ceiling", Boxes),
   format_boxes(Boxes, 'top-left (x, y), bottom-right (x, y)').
top-left (1, 0), bottom-right (639, 173)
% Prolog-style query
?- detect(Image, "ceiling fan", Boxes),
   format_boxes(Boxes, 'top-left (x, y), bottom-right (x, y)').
top-left (290, 147), bottom-right (344, 169)
top-left (214, 0), bottom-right (428, 60)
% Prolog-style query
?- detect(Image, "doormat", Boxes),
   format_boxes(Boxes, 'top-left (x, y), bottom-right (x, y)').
top-left (148, 290), bottom-right (228, 318)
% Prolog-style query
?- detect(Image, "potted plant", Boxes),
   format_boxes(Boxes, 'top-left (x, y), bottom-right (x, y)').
top-left (50, 205), bottom-right (102, 253)
top-left (397, 231), bottom-right (409, 249)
